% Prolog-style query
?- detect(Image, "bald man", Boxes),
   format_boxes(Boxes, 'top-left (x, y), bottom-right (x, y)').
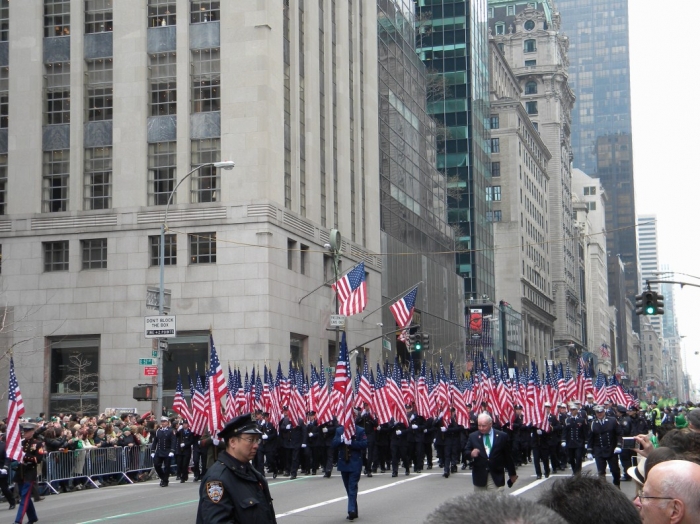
top-left (636, 460), bottom-right (700, 524)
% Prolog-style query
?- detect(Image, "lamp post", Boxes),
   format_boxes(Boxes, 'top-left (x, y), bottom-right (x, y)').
top-left (547, 343), bottom-right (575, 363)
top-left (156, 160), bottom-right (235, 417)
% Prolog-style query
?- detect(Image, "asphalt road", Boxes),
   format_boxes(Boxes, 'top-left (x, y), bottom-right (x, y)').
top-left (21, 460), bottom-right (639, 524)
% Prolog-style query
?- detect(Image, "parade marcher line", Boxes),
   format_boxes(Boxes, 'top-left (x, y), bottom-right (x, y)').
top-left (275, 474), bottom-right (425, 518)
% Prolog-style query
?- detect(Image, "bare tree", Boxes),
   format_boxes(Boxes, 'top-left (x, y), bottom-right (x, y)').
top-left (63, 353), bottom-right (99, 414)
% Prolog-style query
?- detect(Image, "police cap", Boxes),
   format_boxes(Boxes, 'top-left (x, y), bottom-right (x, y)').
top-left (594, 405), bottom-right (605, 413)
top-left (21, 423), bottom-right (37, 431)
top-left (617, 405), bottom-right (627, 414)
top-left (218, 413), bottom-right (263, 441)
top-left (514, 404), bottom-right (523, 410)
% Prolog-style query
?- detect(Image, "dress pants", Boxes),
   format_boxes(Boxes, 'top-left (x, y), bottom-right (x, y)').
top-left (595, 455), bottom-right (621, 484)
top-left (15, 481), bottom-right (38, 524)
top-left (176, 450), bottom-right (191, 481)
top-left (153, 455), bottom-right (172, 483)
top-left (473, 473), bottom-right (504, 492)
top-left (341, 470), bottom-right (361, 515)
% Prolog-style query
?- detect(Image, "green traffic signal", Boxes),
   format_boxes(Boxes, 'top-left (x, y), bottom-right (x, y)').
top-left (645, 304), bottom-right (656, 315)
top-left (414, 341), bottom-right (422, 351)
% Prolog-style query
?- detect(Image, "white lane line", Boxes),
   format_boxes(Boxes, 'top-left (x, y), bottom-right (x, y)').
top-left (276, 475), bottom-right (426, 518)
top-left (509, 459), bottom-right (597, 496)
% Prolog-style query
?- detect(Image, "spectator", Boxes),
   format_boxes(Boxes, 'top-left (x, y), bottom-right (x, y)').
top-left (687, 409), bottom-right (700, 434)
top-left (635, 460), bottom-right (700, 524)
top-left (537, 474), bottom-right (641, 524)
top-left (425, 493), bottom-right (568, 524)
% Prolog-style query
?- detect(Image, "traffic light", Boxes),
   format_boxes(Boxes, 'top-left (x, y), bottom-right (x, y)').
top-left (408, 332), bottom-right (418, 351)
top-left (643, 291), bottom-right (657, 315)
top-left (414, 333), bottom-right (423, 351)
top-left (635, 293), bottom-right (645, 316)
top-left (133, 384), bottom-right (156, 401)
top-left (654, 293), bottom-right (664, 315)
top-left (421, 333), bottom-right (430, 352)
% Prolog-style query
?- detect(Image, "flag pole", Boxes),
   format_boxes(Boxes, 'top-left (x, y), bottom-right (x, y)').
top-left (360, 282), bottom-right (423, 321)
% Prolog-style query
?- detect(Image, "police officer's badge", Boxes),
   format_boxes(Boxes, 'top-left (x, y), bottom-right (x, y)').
top-left (206, 481), bottom-right (224, 503)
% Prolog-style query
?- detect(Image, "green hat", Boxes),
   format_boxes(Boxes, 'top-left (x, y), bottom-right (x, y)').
top-left (675, 415), bottom-right (688, 429)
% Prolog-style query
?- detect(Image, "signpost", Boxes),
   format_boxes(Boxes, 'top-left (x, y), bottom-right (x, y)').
top-left (144, 366), bottom-right (158, 377)
top-left (330, 315), bottom-right (346, 328)
top-left (144, 315), bottom-right (177, 338)
top-left (139, 358), bottom-right (155, 366)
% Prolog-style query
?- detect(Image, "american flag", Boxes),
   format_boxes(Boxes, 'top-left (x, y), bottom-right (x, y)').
top-left (594, 371), bottom-right (608, 406)
top-left (332, 262), bottom-right (368, 316)
top-left (224, 366), bottom-right (237, 421)
top-left (415, 360), bottom-right (431, 418)
top-left (206, 335), bottom-right (228, 434)
top-left (315, 358), bottom-right (332, 424)
top-left (6, 357), bottom-right (25, 462)
top-left (188, 371), bottom-right (208, 436)
top-left (334, 332), bottom-right (356, 440)
top-left (356, 357), bottom-right (373, 408)
top-left (172, 372), bottom-right (192, 422)
top-left (388, 359), bottom-right (409, 425)
top-left (373, 364), bottom-right (392, 424)
top-left (390, 287), bottom-right (418, 329)
top-left (599, 343), bottom-right (611, 359)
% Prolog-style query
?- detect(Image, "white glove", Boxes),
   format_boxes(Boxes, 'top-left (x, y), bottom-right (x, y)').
top-left (423, 429), bottom-right (427, 433)
top-left (212, 437), bottom-right (220, 446)
top-left (395, 429), bottom-right (402, 436)
top-left (322, 427), bottom-right (328, 433)
top-left (286, 424), bottom-right (292, 430)
top-left (561, 442), bottom-right (566, 448)
top-left (411, 424), bottom-right (418, 430)
top-left (262, 434), bottom-right (268, 440)
top-left (614, 447), bottom-right (622, 454)
top-left (343, 437), bottom-right (352, 445)
top-left (180, 443), bottom-right (185, 447)
top-left (410, 414), bottom-right (415, 421)
top-left (0, 468), bottom-right (6, 475)
top-left (308, 433), bottom-right (314, 437)
top-left (587, 453), bottom-right (593, 460)
top-left (301, 443), bottom-right (307, 448)
top-left (440, 426), bottom-right (447, 432)
top-left (587, 416), bottom-right (593, 421)
top-left (536, 429), bottom-right (542, 435)
top-left (150, 453), bottom-right (155, 458)
top-left (168, 452), bottom-right (174, 457)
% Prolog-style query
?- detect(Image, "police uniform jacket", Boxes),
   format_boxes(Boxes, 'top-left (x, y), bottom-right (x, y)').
top-left (563, 414), bottom-right (588, 448)
top-left (177, 427), bottom-right (195, 452)
top-left (355, 412), bottom-right (378, 441)
top-left (151, 426), bottom-right (177, 457)
top-left (619, 415), bottom-right (633, 437)
top-left (512, 415), bottom-right (529, 443)
top-left (375, 422), bottom-right (391, 446)
top-left (406, 412), bottom-right (427, 444)
top-left (304, 420), bottom-right (323, 448)
top-left (15, 437), bottom-right (44, 482)
top-left (331, 426), bottom-right (368, 473)
top-left (319, 418), bottom-right (338, 446)
top-left (389, 420), bottom-right (408, 443)
top-left (628, 415), bottom-right (648, 437)
top-left (196, 451), bottom-right (277, 524)
top-left (434, 415), bottom-right (461, 443)
top-left (587, 417), bottom-right (622, 459)
top-left (544, 414), bottom-right (561, 446)
top-left (259, 421), bottom-right (278, 452)
top-left (279, 416), bottom-right (304, 449)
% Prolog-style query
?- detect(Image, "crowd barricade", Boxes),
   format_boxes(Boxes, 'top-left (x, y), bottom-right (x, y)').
top-left (40, 446), bottom-right (156, 493)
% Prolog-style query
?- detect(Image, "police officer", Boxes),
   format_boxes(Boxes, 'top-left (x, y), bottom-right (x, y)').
top-left (435, 407), bottom-right (461, 478)
top-left (151, 416), bottom-right (176, 487)
top-left (587, 404), bottom-right (623, 486)
top-left (562, 403), bottom-right (587, 474)
top-left (13, 423), bottom-right (43, 524)
top-left (258, 412), bottom-right (278, 478)
top-left (304, 410), bottom-right (323, 475)
top-left (355, 403), bottom-right (378, 476)
top-left (196, 414), bottom-right (276, 524)
top-left (318, 416), bottom-right (338, 477)
top-left (616, 405), bottom-right (635, 481)
top-left (279, 406), bottom-right (303, 479)
top-left (556, 403), bottom-right (569, 469)
top-left (331, 425), bottom-right (367, 521)
top-left (175, 420), bottom-right (195, 482)
top-left (542, 402), bottom-right (561, 472)
top-left (511, 405), bottom-right (529, 466)
top-left (406, 403), bottom-right (427, 473)
top-left (648, 400), bottom-right (662, 435)
top-left (389, 413), bottom-right (410, 477)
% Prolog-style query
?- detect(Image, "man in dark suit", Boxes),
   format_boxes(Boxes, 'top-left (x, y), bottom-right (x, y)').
top-left (464, 413), bottom-right (517, 491)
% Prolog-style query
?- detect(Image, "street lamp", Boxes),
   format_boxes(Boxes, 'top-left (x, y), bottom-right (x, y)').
top-left (548, 343), bottom-right (575, 354)
top-left (156, 160), bottom-right (235, 417)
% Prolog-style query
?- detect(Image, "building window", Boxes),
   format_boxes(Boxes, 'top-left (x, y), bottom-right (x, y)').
top-left (507, 5), bottom-right (515, 16)
top-left (526, 101), bottom-right (538, 115)
top-left (583, 186), bottom-right (597, 195)
top-left (49, 336), bottom-right (100, 415)
top-left (190, 1), bottom-right (220, 23)
top-left (300, 244), bottom-right (309, 276)
top-left (524, 19), bottom-right (535, 31)
top-left (85, 0), bottom-right (113, 34)
top-left (42, 150), bottom-right (69, 212)
top-left (0, 66), bottom-right (8, 129)
top-left (487, 210), bottom-right (502, 222)
top-left (45, 62), bottom-right (71, 125)
top-left (191, 138), bottom-right (221, 203)
top-left (148, 142), bottom-right (176, 206)
top-left (486, 186), bottom-right (501, 202)
top-left (525, 60), bottom-right (537, 67)
top-left (488, 7), bottom-right (494, 18)
top-left (150, 53), bottom-right (177, 116)
top-left (86, 58), bottom-right (113, 121)
top-left (189, 232), bottom-right (216, 264)
top-left (192, 48), bottom-right (220, 113)
top-left (491, 138), bottom-right (500, 153)
top-left (490, 115), bottom-right (499, 130)
top-left (84, 146), bottom-right (112, 210)
top-left (498, 43), bottom-right (504, 54)
top-left (150, 234), bottom-right (177, 266)
top-left (0, 153), bottom-right (6, 215)
top-left (491, 161), bottom-right (501, 178)
top-left (495, 23), bottom-right (505, 35)
top-left (588, 201), bottom-right (597, 211)
top-left (525, 81), bottom-right (537, 95)
top-left (81, 238), bottom-right (107, 269)
top-left (0, 1), bottom-right (7, 43)
top-left (44, 240), bottom-right (69, 271)
top-left (44, 0), bottom-right (70, 37)
top-left (148, 0), bottom-right (176, 27)
top-left (287, 239), bottom-right (296, 271)
top-left (524, 39), bottom-right (536, 53)
top-left (532, 122), bottom-right (538, 131)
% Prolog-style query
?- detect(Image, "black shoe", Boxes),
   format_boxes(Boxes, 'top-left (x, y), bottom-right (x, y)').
top-left (371, 469), bottom-right (377, 474)
top-left (451, 466), bottom-right (457, 473)
top-left (545, 472), bottom-right (550, 478)
top-left (366, 472), bottom-right (372, 477)
top-left (461, 463), bottom-right (467, 470)
top-left (193, 477), bottom-right (200, 481)
top-left (405, 469), bottom-right (410, 476)
top-left (290, 475), bottom-right (297, 480)
top-left (536, 475), bottom-right (542, 479)
top-left (324, 472), bottom-right (331, 478)
top-left (347, 511), bottom-right (358, 521)
top-left (442, 472), bottom-right (449, 478)
top-left (621, 476), bottom-right (632, 482)
top-left (8, 504), bottom-right (15, 510)
top-left (426, 465), bottom-right (432, 470)
top-left (180, 479), bottom-right (186, 483)
top-left (380, 469), bottom-right (386, 473)
top-left (391, 472), bottom-right (398, 477)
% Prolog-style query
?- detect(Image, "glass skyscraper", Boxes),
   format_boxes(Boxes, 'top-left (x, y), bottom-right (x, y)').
top-left (414, 0), bottom-right (495, 300)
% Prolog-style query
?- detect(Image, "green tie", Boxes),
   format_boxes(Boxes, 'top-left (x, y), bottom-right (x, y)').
top-left (484, 434), bottom-right (491, 448)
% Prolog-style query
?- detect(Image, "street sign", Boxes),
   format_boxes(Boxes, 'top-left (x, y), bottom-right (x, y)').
top-left (144, 315), bottom-right (177, 338)
top-left (146, 287), bottom-right (172, 312)
top-left (330, 315), bottom-right (346, 327)
top-left (382, 339), bottom-right (391, 351)
top-left (152, 350), bottom-right (158, 358)
top-left (139, 358), bottom-right (154, 366)
top-left (143, 366), bottom-right (158, 376)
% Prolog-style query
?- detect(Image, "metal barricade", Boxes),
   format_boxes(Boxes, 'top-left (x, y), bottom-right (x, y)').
top-left (122, 445), bottom-right (154, 476)
top-left (86, 446), bottom-right (131, 485)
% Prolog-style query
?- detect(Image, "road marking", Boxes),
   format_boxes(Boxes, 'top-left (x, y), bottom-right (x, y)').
top-left (75, 499), bottom-right (198, 524)
top-left (276, 474), bottom-right (425, 518)
top-left (508, 459), bottom-right (596, 496)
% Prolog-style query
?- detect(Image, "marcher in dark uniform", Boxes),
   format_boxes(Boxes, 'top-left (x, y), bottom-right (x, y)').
top-left (511, 405), bottom-right (529, 466)
top-left (303, 410), bottom-right (323, 475)
top-left (355, 403), bottom-right (377, 477)
top-left (258, 412), bottom-right (278, 478)
top-left (616, 405), bottom-right (636, 481)
top-left (319, 416), bottom-right (338, 477)
top-left (374, 421), bottom-right (391, 473)
top-left (151, 416), bottom-right (176, 487)
top-left (175, 420), bottom-right (194, 482)
top-left (196, 414), bottom-right (276, 524)
top-left (13, 423), bottom-right (43, 524)
top-left (461, 404), bottom-right (478, 469)
top-left (435, 407), bottom-right (461, 478)
top-left (530, 423), bottom-right (551, 479)
top-left (279, 407), bottom-right (304, 479)
top-left (406, 403), bottom-right (427, 472)
top-left (587, 404), bottom-right (623, 486)
top-left (0, 434), bottom-right (16, 510)
top-left (556, 403), bottom-right (569, 469)
top-left (423, 415), bottom-right (435, 469)
top-left (331, 425), bottom-right (367, 521)
top-left (542, 403), bottom-right (561, 472)
top-left (561, 403), bottom-right (587, 474)
top-left (389, 416), bottom-right (410, 477)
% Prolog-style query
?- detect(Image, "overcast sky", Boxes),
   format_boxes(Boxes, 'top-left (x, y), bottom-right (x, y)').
top-left (628, 2), bottom-right (700, 394)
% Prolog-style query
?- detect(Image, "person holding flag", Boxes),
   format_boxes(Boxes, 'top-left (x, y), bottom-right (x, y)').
top-left (12, 424), bottom-right (43, 524)
top-left (331, 421), bottom-right (368, 521)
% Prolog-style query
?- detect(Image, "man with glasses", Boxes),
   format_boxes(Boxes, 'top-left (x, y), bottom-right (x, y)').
top-left (635, 460), bottom-right (700, 524)
top-left (196, 413), bottom-right (277, 524)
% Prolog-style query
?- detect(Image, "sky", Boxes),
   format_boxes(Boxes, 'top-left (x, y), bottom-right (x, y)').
top-left (628, 1), bottom-right (700, 395)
